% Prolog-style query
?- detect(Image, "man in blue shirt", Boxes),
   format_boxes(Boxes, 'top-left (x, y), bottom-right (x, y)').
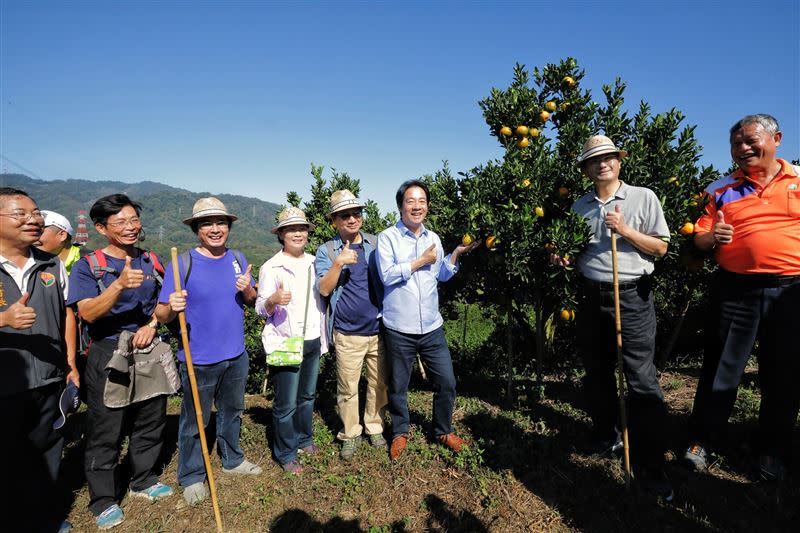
top-left (155, 197), bottom-right (260, 506)
top-left (376, 180), bottom-right (477, 460)
top-left (316, 190), bottom-right (387, 461)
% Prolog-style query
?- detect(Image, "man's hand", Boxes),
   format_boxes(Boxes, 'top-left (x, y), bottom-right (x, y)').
top-left (269, 281), bottom-right (292, 307)
top-left (453, 241), bottom-right (480, 256)
top-left (168, 290), bottom-right (188, 313)
top-left (604, 204), bottom-right (630, 235)
top-left (66, 367), bottom-right (80, 388)
top-left (1, 292), bottom-right (36, 329)
top-left (549, 253), bottom-right (572, 268)
top-left (712, 211), bottom-right (734, 245)
top-left (420, 244), bottom-right (437, 266)
top-left (132, 324), bottom-right (157, 349)
top-left (334, 240), bottom-right (358, 267)
top-left (114, 256), bottom-right (144, 289)
top-left (235, 264), bottom-right (253, 292)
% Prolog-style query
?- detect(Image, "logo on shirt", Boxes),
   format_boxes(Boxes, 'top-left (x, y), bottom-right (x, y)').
top-left (790, 184), bottom-right (798, 191)
top-left (40, 272), bottom-right (56, 287)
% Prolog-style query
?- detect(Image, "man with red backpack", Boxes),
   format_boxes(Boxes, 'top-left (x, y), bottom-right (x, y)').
top-left (67, 194), bottom-right (173, 530)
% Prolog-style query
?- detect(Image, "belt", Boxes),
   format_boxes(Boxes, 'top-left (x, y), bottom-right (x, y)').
top-left (718, 270), bottom-right (800, 288)
top-left (580, 276), bottom-right (645, 292)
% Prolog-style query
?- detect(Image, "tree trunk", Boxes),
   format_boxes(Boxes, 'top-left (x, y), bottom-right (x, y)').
top-left (658, 294), bottom-right (692, 366)
top-left (535, 290), bottom-right (545, 381)
top-left (506, 302), bottom-right (514, 404)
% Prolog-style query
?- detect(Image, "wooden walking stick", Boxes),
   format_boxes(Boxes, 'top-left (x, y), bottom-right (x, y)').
top-left (170, 247), bottom-right (224, 532)
top-left (610, 233), bottom-right (632, 490)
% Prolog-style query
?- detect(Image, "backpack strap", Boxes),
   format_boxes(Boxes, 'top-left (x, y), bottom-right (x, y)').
top-left (142, 250), bottom-right (164, 287)
top-left (230, 249), bottom-right (246, 273)
top-left (179, 250), bottom-right (193, 289)
top-left (325, 240), bottom-right (336, 260)
top-left (84, 250), bottom-right (117, 292)
top-left (362, 232), bottom-right (377, 249)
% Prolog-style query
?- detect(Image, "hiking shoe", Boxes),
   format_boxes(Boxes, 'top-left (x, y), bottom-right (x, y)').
top-left (298, 444), bottom-right (319, 455)
top-left (758, 455), bottom-right (787, 482)
top-left (96, 504), bottom-right (124, 530)
top-left (183, 482), bottom-right (208, 506)
top-left (58, 520), bottom-right (72, 533)
top-left (129, 481), bottom-right (174, 501)
top-left (281, 459), bottom-right (303, 474)
top-left (437, 433), bottom-right (467, 453)
top-left (368, 433), bottom-right (387, 448)
top-left (639, 469), bottom-right (674, 503)
top-left (222, 459), bottom-right (262, 475)
top-left (390, 434), bottom-right (409, 460)
top-left (340, 437), bottom-right (361, 461)
top-left (682, 442), bottom-right (708, 471)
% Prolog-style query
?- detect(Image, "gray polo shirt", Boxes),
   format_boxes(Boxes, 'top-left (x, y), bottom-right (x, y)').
top-left (572, 181), bottom-right (669, 282)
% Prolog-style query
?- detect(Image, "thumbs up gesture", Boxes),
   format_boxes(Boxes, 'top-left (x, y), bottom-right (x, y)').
top-left (604, 204), bottom-right (629, 235)
top-left (420, 243), bottom-right (438, 266)
top-left (115, 255), bottom-right (144, 289)
top-left (1, 292), bottom-right (37, 329)
top-left (269, 280), bottom-right (292, 307)
top-left (335, 240), bottom-right (358, 267)
top-left (235, 264), bottom-right (253, 292)
top-left (713, 210), bottom-right (734, 245)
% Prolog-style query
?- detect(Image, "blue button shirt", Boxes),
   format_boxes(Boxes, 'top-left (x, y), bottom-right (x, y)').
top-left (376, 221), bottom-right (458, 335)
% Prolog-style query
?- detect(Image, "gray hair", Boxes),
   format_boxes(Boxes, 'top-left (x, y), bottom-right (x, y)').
top-left (730, 114), bottom-right (780, 137)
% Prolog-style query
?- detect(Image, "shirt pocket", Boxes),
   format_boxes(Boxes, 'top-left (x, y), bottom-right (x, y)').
top-left (788, 189), bottom-right (800, 218)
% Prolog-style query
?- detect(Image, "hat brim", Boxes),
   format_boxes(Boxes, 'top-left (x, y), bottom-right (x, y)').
top-left (576, 147), bottom-right (628, 165)
top-left (328, 200), bottom-right (367, 218)
top-left (182, 213), bottom-right (238, 225)
top-left (271, 221), bottom-right (316, 234)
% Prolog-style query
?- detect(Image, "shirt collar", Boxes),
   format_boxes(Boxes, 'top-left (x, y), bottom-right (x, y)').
top-left (396, 220), bottom-right (428, 238)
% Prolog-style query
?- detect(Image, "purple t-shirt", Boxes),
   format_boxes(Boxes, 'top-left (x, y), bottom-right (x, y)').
top-left (67, 252), bottom-right (161, 341)
top-left (159, 249), bottom-right (253, 365)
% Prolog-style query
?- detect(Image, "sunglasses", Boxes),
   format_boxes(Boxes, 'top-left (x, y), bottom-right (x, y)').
top-left (336, 210), bottom-right (363, 220)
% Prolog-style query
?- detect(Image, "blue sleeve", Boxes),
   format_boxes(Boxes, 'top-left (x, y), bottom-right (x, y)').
top-left (377, 230), bottom-right (411, 286)
top-left (159, 260), bottom-right (176, 303)
top-left (315, 245), bottom-right (332, 290)
top-left (66, 258), bottom-right (100, 306)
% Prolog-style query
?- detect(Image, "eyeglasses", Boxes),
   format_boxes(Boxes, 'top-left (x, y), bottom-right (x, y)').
top-left (105, 217), bottom-right (142, 229)
top-left (336, 211), bottom-right (363, 220)
top-left (0, 210), bottom-right (44, 222)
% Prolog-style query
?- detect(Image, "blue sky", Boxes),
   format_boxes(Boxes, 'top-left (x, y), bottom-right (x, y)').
top-left (2, 1), bottom-right (798, 214)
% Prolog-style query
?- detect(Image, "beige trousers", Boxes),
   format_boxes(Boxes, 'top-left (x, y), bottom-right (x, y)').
top-left (334, 330), bottom-right (388, 440)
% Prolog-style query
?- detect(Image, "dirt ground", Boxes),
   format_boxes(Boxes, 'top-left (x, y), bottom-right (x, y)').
top-left (58, 364), bottom-right (799, 532)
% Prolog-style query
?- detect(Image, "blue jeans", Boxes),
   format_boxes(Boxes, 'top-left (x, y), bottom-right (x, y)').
top-left (178, 351), bottom-right (248, 487)
top-left (269, 338), bottom-right (321, 465)
top-left (383, 326), bottom-right (456, 438)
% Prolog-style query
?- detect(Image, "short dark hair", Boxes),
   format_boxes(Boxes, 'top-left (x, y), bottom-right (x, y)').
top-left (395, 179), bottom-right (430, 210)
top-left (89, 194), bottom-right (142, 225)
top-left (190, 218), bottom-right (234, 234)
top-left (0, 187), bottom-right (32, 208)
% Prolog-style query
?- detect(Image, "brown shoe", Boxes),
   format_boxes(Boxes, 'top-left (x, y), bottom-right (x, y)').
top-left (437, 433), bottom-right (467, 453)
top-left (390, 434), bottom-right (409, 460)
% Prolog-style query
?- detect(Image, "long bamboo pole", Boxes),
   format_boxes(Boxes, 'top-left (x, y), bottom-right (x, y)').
top-left (610, 234), bottom-right (632, 490)
top-left (170, 247), bottom-right (224, 532)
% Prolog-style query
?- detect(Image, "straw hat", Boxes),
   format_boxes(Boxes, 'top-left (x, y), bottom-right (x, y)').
top-left (328, 189), bottom-right (366, 218)
top-left (576, 135), bottom-right (628, 165)
top-left (271, 206), bottom-right (316, 234)
top-left (183, 197), bottom-right (238, 225)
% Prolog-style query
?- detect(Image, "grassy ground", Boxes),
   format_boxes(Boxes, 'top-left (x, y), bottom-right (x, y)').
top-left (58, 360), bottom-right (799, 532)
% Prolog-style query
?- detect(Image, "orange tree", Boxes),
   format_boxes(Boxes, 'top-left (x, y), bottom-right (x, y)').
top-left (424, 60), bottom-right (720, 400)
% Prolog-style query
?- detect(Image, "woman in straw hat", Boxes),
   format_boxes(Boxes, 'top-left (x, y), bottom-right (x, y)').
top-left (255, 207), bottom-right (327, 474)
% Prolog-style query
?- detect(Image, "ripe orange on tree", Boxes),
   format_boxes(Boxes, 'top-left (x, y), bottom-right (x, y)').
top-left (534, 206), bottom-right (544, 217)
top-left (559, 308), bottom-right (575, 321)
top-left (557, 186), bottom-right (569, 198)
top-left (485, 235), bottom-right (497, 249)
top-left (500, 126), bottom-right (512, 136)
top-left (539, 110), bottom-right (550, 122)
top-left (462, 234), bottom-right (474, 246)
top-left (515, 125), bottom-right (529, 136)
top-left (679, 222), bottom-right (694, 235)
top-left (529, 127), bottom-right (540, 137)
top-left (562, 76), bottom-right (576, 87)
top-left (545, 101), bottom-right (557, 112)
top-left (517, 137), bottom-right (530, 148)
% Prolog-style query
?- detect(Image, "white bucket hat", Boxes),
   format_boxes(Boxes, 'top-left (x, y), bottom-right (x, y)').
top-left (576, 135), bottom-right (628, 165)
top-left (328, 189), bottom-right (366, 218)
top-left (271, 206), bottom-right (316, 234)
top-left (182, 197), bottom-right (238, 225)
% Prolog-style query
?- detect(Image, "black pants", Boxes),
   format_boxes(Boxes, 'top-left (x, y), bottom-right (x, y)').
top-left (688, 271), bottom-right (800, 464)
top-left (1, 382), bottom-right (65, 531)
top-left (84, 339), bottom-right (167, 516)
top-left (577, 276), bottom-right (667, 471)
